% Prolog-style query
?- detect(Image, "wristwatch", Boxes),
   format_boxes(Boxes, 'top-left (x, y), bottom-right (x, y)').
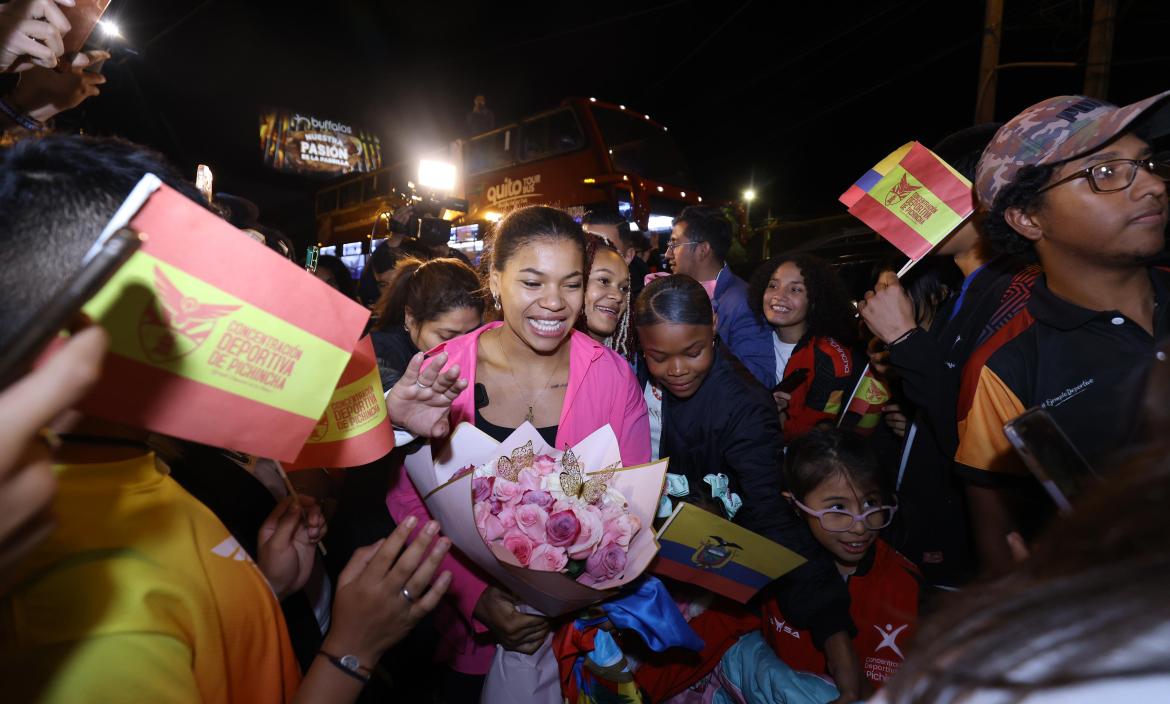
top-left (319, 651), bottom-right (371, 685)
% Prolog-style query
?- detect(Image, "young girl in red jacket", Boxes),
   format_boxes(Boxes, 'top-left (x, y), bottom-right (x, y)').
top-left (762, 428), bottom-right (921, 691)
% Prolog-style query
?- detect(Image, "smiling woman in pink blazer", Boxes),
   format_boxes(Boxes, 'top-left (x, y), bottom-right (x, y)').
top-left (384, 206), bottom-right (649, 685)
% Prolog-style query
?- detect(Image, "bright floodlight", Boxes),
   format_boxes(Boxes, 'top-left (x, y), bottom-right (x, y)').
top-left (743, 189), bottom-right (757, 202)
top-left (418, 160), bottom-right (456, 192)
top-left (98, 20), bottom-right (122, 38)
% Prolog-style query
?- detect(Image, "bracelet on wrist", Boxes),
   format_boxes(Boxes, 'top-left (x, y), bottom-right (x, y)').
top-left (888, 327), bottom-right (920, 347)
top-left (318, 651), bottom-right (371, 685)
top-left (0, 95), bottom-right (45, 132)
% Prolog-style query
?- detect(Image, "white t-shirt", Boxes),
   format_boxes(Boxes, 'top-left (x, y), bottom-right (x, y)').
top-left (644, 381), bottom-right (664, 461)
top-left (773, 335), bottom-right (797, 385)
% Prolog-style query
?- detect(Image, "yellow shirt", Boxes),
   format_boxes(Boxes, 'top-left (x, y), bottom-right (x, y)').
top-left (0, 452), bottom-right (301, 703)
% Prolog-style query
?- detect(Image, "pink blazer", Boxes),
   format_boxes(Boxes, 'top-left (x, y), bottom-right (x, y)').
top-left (385, 322), bottom-right (650, 673)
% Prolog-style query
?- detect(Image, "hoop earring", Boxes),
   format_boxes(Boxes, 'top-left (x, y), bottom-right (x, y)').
top-left (493, 293), bottom-right (501, 311)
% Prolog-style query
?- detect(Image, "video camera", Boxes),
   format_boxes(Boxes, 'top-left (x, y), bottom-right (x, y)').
top-left (382, 193), bottom-right (469, 249)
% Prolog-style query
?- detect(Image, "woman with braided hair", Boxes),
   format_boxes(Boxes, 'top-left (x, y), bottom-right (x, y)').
top-left (578, 233), bottom-right (634, 363)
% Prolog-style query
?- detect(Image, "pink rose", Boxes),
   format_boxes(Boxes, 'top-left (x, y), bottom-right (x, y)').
top-left (533, 455), bottom-right (558, 476)
top-left (473, 477), bottom-right (494, 503)
top-left (514, 504), bottom-right (548, 543)
top-left (529, 544), bottom-right (569, 572)
top-left (601, 512), bottom-right (636, 548)
top-left (584, 541), bottom-right (628, 582)
top-left (545, 510), bottom-right (581, 548)
top-left (492, 477), bottom-right (524, 506)
top-left (475, 501), bottom-right (506, 541)
top-left (521, 490), bottom-right (554, 510)
top-left (600, 503), bottom-right (625, 523)
top-left (517, 468), bottom-right (542, 493)
top-left (567, 505), bottom-right (605, 560)
top-left (503, 531), bottom-right (535, 566)
top-left (497, 506), bottom-right (517, 532)
top-left (552, 499), bottom-right (575, 514)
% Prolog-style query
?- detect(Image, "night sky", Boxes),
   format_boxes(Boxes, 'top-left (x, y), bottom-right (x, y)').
top-left (72, 0), bottom-right (1170, 250)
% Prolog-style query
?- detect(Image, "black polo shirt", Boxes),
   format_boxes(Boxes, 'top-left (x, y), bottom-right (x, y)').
top-left (955, 266), bottom-right (1170, 485)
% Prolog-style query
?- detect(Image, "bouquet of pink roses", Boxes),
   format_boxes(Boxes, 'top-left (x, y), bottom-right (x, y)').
top-left (474, 441), bottom-right (643, 586)
top-left (403, 421), bottom-right (668, 617)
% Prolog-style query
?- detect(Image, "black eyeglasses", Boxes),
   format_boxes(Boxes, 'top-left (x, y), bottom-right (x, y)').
top-left (1037, 158), bottom-right (1170, 195)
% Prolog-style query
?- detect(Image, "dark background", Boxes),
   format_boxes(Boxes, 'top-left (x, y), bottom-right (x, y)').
top-left (68, 0), bottom-right (1170, 250)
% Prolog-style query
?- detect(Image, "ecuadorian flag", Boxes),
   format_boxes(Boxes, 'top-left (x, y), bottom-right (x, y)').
top-left (652, 502), bottom-right (806, 604)
top-left (840, 142), bottom-right (974, 261)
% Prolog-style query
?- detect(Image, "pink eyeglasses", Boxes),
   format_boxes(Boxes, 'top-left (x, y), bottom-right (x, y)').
top-left (790, 497), bottom-right (898, 533)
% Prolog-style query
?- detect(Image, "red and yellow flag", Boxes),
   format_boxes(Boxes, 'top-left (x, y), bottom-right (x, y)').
top-left (284, 336), bottom-right (395, 470)
top-left (838, 365), bottom-right (891, 435)
top-left (79, 175), bottom-right (370, 461)
top-left (840, 142), bottom-right (974, 260)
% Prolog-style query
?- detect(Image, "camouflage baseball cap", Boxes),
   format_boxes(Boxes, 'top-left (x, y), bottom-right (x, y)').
top-left (976, 90), bottom-right (1170, 207)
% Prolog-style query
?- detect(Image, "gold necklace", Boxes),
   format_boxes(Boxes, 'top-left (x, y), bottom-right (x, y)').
top-left (493, 330), bottom-right (565, 425)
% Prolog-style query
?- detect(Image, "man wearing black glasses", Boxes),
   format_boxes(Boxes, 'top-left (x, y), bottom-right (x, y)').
top-left (666, 206), bottom-right (777, 387)
top-left (954, 92), bottom-right (1170, 575)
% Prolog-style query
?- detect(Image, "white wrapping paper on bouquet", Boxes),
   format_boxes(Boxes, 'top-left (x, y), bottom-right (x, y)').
top-left (403, 421), bottom-right (669, 617)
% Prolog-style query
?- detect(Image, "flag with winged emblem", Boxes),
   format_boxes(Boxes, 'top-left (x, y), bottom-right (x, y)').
top-left (79, 174), bottom-right (371, 461)
top-left (840, 141), bottom-right (974, 261)
top-left (837, 364), bottom-right (892, 435)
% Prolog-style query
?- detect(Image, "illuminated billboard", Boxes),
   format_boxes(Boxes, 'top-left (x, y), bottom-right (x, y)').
top-left (260, 109), bottom-right (383, 175)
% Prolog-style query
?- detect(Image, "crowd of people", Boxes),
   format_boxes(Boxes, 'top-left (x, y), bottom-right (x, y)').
top-left (1, 2), bottom-right (1169, 702)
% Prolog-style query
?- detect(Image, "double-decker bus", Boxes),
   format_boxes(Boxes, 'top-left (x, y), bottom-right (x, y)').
top-left (313, 97), bottom-right (709, 249)
top-left (460, 97), bottom-right (705, 230)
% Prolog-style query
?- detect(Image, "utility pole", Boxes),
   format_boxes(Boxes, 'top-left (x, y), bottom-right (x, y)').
top-left (1084, 0), bottom-right (1117, 99)
top-left (975, 0), bottom-right (1005, 123)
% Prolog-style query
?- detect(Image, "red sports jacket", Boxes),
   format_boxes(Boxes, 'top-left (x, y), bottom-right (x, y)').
top-left (761, 538), bottom-right (921, 688)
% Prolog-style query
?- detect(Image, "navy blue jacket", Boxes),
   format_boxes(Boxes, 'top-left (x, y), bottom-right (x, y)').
top-left (713, 265), bottom-right (776, 387)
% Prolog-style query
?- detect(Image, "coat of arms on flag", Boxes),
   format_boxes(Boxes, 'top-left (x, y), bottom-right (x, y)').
top-left (840, 141), bottom-right (975, 262)
top-left (79, 174), bottom-right (373, 462)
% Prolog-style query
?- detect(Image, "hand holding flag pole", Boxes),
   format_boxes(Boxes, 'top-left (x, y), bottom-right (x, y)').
top-left (836, 141), bottom-right (976, 433)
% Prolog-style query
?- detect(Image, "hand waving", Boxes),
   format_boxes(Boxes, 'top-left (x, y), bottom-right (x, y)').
top-left (387, 351), bottom-right (467, 438)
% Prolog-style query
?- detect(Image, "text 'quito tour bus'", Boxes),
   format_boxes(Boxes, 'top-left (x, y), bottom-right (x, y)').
top-left (313, 97), bottom-right (706, 266)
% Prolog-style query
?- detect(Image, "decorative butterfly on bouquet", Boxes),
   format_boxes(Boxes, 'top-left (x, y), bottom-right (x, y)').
top-left (495, 441), bottom-right (619, 505)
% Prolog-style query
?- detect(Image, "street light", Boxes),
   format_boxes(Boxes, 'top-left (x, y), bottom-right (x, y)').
top-left (742, 188), bottom-right (759, 227)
